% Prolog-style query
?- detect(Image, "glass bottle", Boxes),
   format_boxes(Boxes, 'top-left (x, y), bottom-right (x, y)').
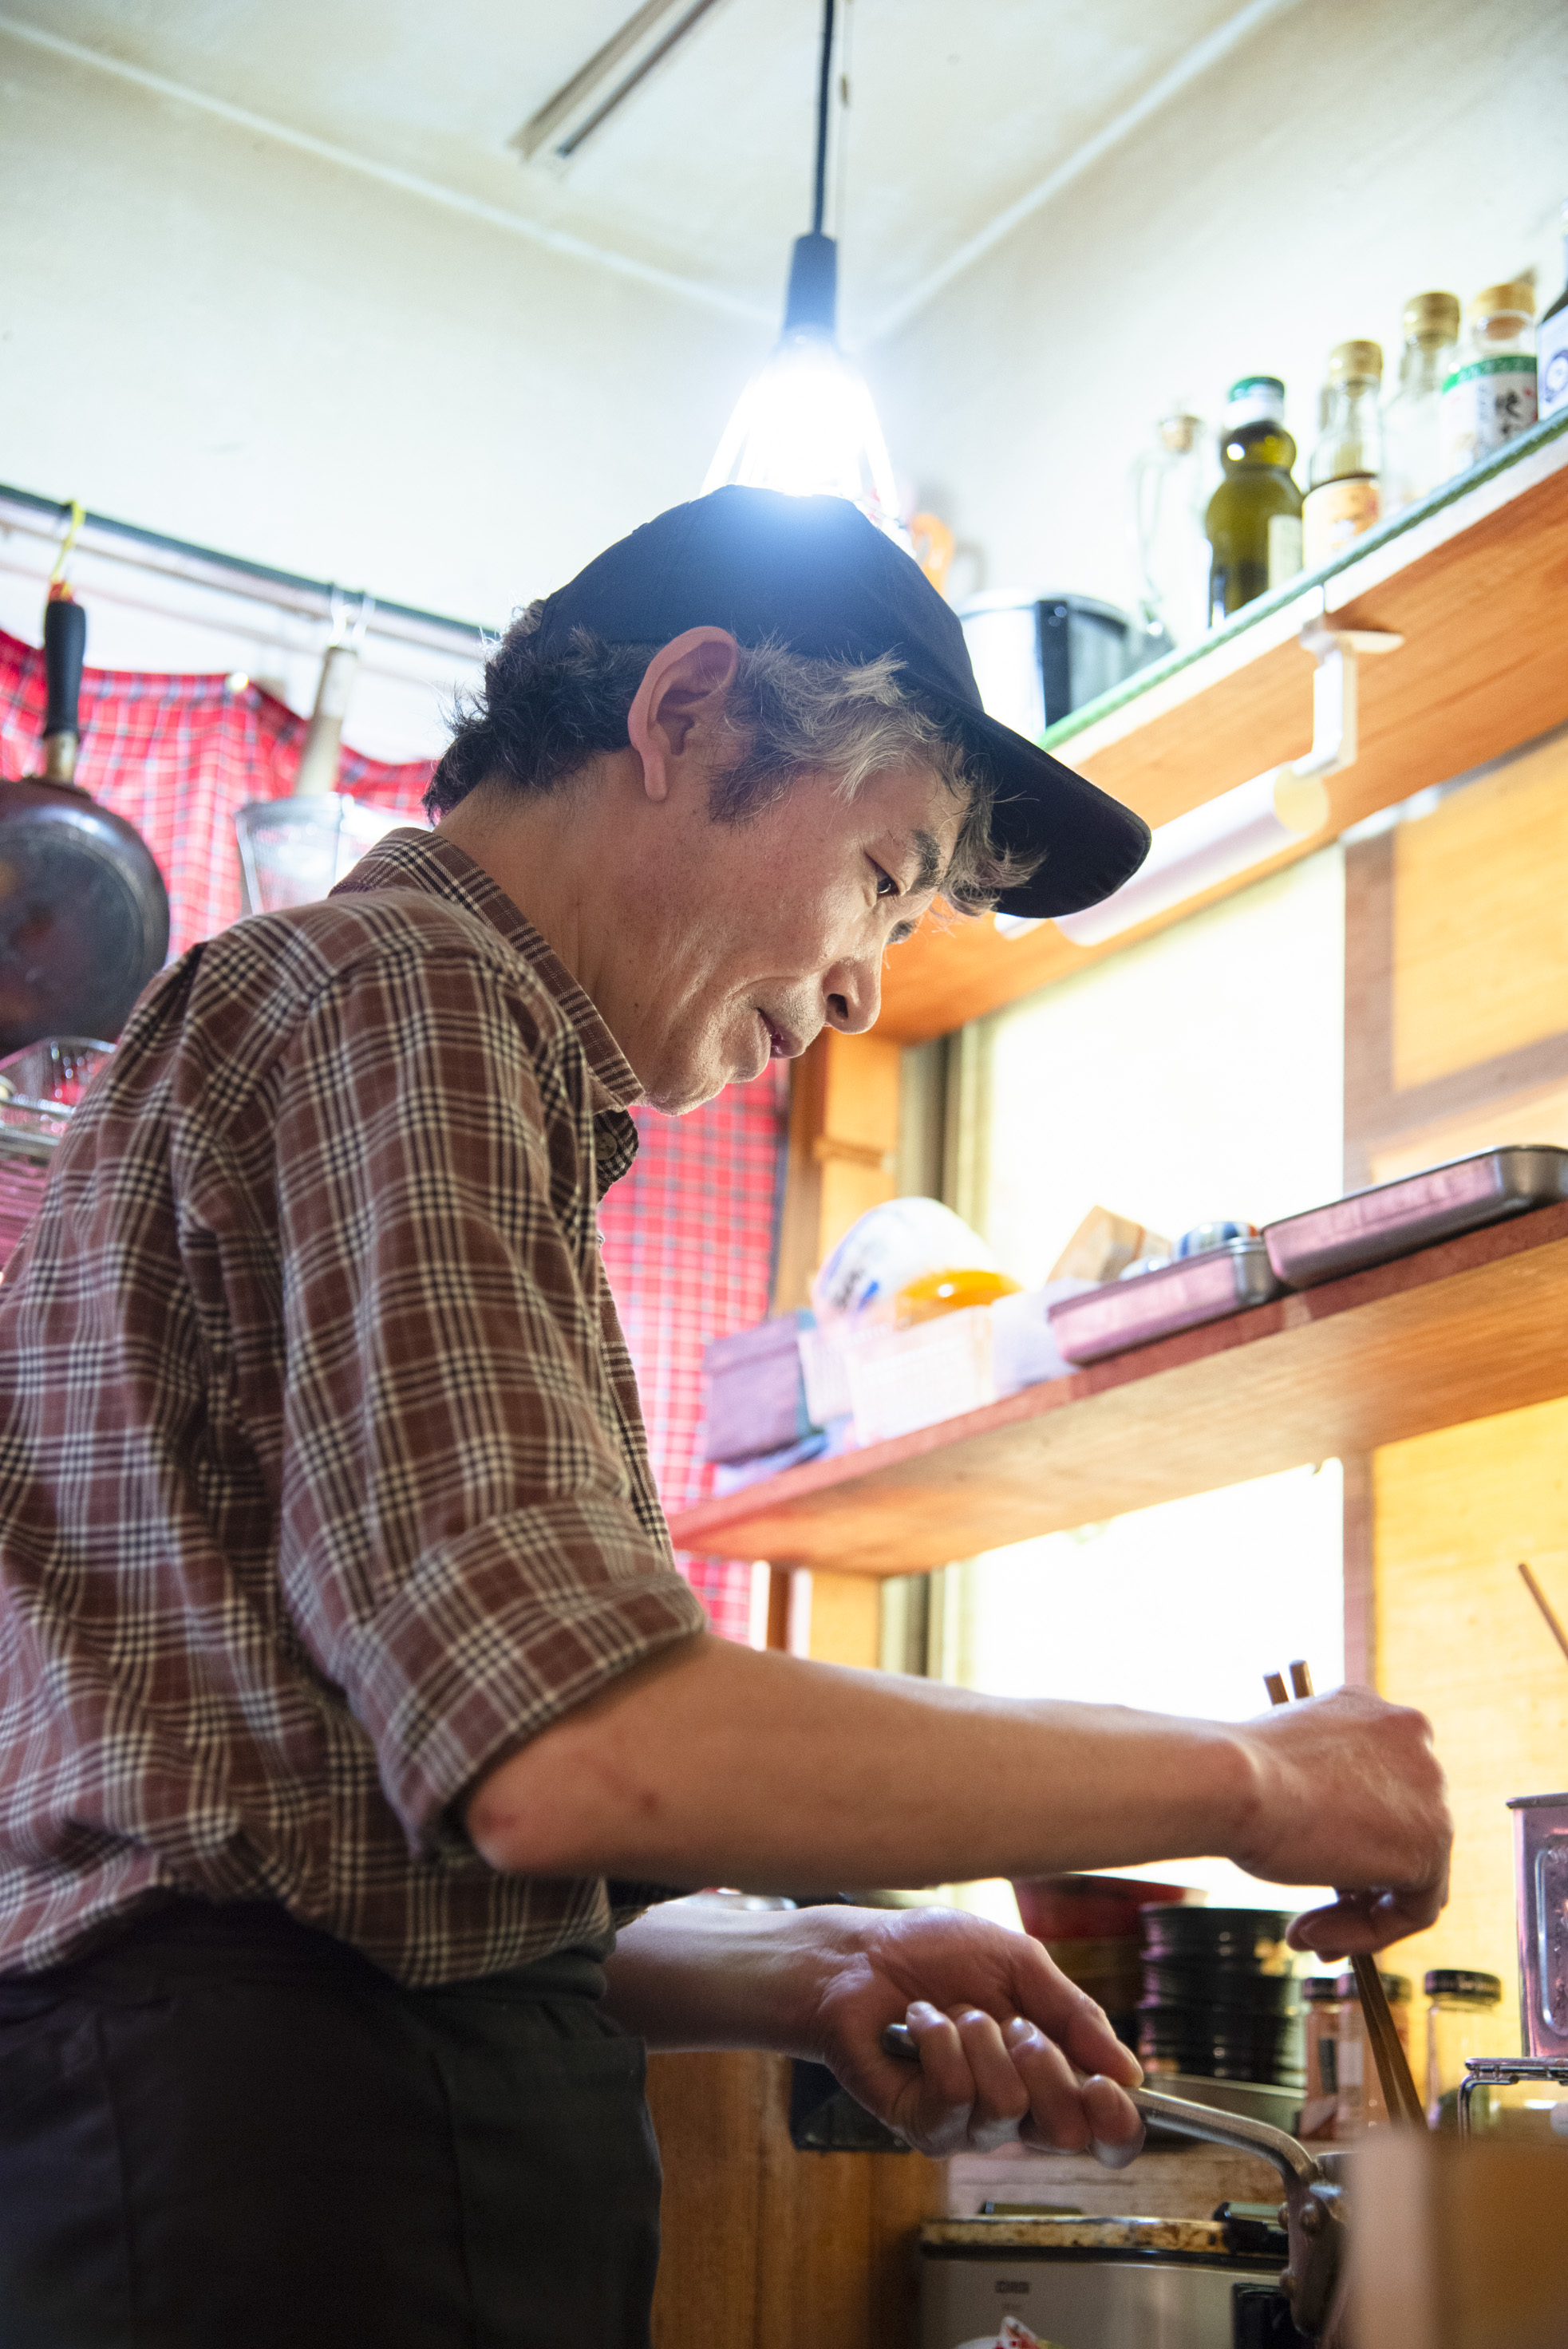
top-left (1300, 1976), bottom-right (1342, 2141)
top-left (1128, 407), bottom-right (1211, 649)
top-left (1382, 293), bottom-right (1462, 515)
top-left (1440, 282), bottom-right (1538, 478)
top-left (1303, 341), bottom-right (1384, 569)
top-left (1539, 200), bottom-right (1568, 422)
top-left (1424, 1968), bottom-right (1504, 2130)
top-left (1334, 1970), bottom-right (1412, 2136)
top-left (1205, 377), bottom-right (1303, 626)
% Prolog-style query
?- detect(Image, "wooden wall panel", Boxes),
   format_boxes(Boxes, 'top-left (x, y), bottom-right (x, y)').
top-left (1372, 1396), bottom-right (1568, 2063)
top-left (1392, 729), bottom-right (1568, 1091)
top-left (647, 2050), bottom-right (944, 2349)
top-left (807, 1570), bottom-right (882, 1669)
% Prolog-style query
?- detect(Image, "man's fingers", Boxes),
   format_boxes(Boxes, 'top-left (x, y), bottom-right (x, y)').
top-left (946, 2008), bottom-right (1031, 2151)
top-left (1007, 2019), bottom-right (1096, 2153)
top-left (1288, 1882), bottom-right (1446, 1956)
top-left (1010, 1942), bottom-right (1143, 2089)
top-left (1082, 2070), bottom-right (1145, 2168)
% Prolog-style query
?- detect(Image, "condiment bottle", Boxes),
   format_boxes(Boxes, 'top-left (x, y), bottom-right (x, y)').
top-left (1334, 1969), bottom-right (1412, 2135)
top-left (1424, 1968), bottom-right (1504, 2130)
top-left (1440, 282), bottom-right (1538, 477)
top-left (1129, 406), bottom-right (1211, 649)
top-left (1303, 341), bottom-right (1384, 569)
top-left (1382, 293), bottom-right (1462, 516)
top-left (1204, 377), bottom-right (1303, 625)
top-left (1539, 200), bottom-right (1568, 423)
top-left (1300, 1976), bottom-right (1342, 2141)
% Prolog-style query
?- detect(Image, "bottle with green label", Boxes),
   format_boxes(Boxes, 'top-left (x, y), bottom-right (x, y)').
top-left (1539, 201), bottom-right (1568, 422)
top-left (1204, 377), bottom-right (1303, 626)
top-left (1303, 341), bottom-right (1384, 569)
top-left (1440, 282), bottom-right (1537, 477)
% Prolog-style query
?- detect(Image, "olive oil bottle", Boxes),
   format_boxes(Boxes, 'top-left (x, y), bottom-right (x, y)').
top-left (1204, 377), bottom-right (1303, 625)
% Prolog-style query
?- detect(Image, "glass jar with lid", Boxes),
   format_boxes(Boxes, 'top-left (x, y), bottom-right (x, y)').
top-left (1440, 282), bottom-right (1538, 477)
top-left (1425, 1968), bottom-right (1504, 2130)
top-left (1335, 1970), bottom-right (1412, 2135)
top-left (1303, 340), bottom-right (1384, 569)
top-left (1383, 293), bottom-right (1462, 515)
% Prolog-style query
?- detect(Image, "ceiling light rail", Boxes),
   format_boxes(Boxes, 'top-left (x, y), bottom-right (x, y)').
top-left (511, 0), bottom-right (731, 169)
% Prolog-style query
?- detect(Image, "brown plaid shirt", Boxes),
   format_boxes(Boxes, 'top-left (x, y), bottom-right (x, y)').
top-left (0, 829), bottom-right (707, 1985)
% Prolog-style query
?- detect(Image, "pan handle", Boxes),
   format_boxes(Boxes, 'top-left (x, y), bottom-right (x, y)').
top-left (42, 590), bottom-right (87, 786)
top-left (1133, 2083), bottom-right (1321, 2188)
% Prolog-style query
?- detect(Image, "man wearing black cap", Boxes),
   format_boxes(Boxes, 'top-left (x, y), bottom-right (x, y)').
top-left (0, 488), bottom-right (1449, 2344)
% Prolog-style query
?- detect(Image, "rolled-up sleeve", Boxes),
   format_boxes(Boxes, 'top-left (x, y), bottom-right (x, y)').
top-left (262, 938), bottom-right (707, 1850)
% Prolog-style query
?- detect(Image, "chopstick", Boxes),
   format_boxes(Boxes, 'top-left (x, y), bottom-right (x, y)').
top-left (1518, 1561), bottom-right (1568, 1671)
top-left (1265, 1659), bottom-right (1427, 2130)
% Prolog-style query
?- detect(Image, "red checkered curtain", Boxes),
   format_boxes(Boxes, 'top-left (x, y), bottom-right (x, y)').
top-left (600, 1069), bottom-right (788, 1641)
top-left (0, 627), bottom-right (783, 1637)
top-left (0, 630), bottom-right (432, 957)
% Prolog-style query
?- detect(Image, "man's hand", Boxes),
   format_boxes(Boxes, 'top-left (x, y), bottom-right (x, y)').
top-left (1226, 1686), bottom-right (1451, 1955)
top-left (800, 1905), bottom-right (1144, 2163)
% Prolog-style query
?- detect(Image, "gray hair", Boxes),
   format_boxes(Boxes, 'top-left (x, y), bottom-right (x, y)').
top-left (426, 602), bottom-right (1039, 915)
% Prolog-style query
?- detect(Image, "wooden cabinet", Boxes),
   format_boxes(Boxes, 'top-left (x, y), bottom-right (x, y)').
top-left (646, 2051), bottom-right (943, 2349)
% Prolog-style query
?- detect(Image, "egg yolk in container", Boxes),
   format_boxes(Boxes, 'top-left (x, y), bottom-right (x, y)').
top-left (895, 1267), bottom-right (1022, 1325)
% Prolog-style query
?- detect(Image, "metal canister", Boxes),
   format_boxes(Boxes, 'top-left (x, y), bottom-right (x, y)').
top-left (1507, 1792), bottom-right (1568, 2057)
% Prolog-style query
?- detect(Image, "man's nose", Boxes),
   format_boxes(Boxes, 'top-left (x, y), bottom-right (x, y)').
top-left (822, 951), bottom-right (882, 1036)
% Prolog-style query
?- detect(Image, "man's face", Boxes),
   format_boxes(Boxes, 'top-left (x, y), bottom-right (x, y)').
top-left (619, 760), bottom-right (961, 1114)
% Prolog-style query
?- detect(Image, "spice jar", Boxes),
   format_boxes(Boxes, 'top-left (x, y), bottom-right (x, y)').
top-left (1300, 1976), bottom-right (1342, 2140)
top-left (1334, 1971), bottom-right (1412, 2136)
top-left (1424, 1969), bottom-right (1504, 2130)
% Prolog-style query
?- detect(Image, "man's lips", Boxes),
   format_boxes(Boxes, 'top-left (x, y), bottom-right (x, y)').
top-left (759, 1014), bottom-right (806, 1061)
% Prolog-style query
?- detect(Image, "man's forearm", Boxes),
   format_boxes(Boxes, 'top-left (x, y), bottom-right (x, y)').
top-left (466, 1633), bottom-right (1257, 1891)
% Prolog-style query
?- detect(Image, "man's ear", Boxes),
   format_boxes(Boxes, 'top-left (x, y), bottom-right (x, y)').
top-left (627, 628), bottom-right (741, 805)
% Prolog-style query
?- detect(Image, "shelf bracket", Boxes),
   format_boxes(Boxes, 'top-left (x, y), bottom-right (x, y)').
top-left (1044, 618), bottom-right (1406, 949)
top-left (1288, 619), bottom-right (1404, 792)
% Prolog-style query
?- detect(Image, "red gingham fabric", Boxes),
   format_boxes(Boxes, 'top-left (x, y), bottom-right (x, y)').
top-left (0, 630), bottom-right (432, 958)
top-left (0, 627), bottom-right (780, 1637)
top-left (600, 1070), bottom-right (788, 1643)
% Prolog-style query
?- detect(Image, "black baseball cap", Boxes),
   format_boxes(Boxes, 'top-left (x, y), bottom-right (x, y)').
top-left (528, 486), bottom-right (1150, 919)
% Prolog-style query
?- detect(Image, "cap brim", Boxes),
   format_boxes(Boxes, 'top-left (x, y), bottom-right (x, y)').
top-left (950, 706), bottom-right (1151, 920)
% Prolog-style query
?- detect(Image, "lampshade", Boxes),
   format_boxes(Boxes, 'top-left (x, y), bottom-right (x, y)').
top-left (702, 3), bottom-right (906, 543)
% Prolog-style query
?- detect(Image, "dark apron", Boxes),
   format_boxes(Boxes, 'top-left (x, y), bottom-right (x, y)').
top-left (0, 1897), bottom-right (661, 2349)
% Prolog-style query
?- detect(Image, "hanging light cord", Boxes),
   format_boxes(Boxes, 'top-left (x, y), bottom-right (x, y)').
top-left (811, 0), bottom-right (835, 235)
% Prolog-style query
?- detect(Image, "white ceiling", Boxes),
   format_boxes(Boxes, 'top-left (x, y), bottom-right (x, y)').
top-left (7, 0), bottom-right (1288, 340)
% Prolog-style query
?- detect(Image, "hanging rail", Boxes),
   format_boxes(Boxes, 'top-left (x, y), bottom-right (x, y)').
top-left (0, 483), bottom-right (491, 664)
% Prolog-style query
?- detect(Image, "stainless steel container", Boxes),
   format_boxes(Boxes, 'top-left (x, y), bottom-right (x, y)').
top-left (1262, 1147), bottom-right (1568, 1289)
top-left (1048, 1238), bottom-right (1280, 1366)
top-left (1508, 1791), bottom-right (1568, 2058)
top-left (918, 2215), bottom-right (1283, 2349)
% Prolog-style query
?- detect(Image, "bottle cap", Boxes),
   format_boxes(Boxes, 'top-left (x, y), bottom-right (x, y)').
top-left (1424, 1969), bottom-right (1503, 2003)
top-left (1334, 1970), bottom-right (1412, 2002)
top-left (1226, 376), bottom-right (1286, 428)
top-left (1402, 290), bottom-right (1461, 345)
top-left (1471, 280), bottom-right (1535, 322)
top-left (1301, 1976), bottom-right (1341, 2004)
top-left (1327, 339), bottom-right (1383, 382)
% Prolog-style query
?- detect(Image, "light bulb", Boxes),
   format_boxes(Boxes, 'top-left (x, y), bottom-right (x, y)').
top-left (703, 325), bottom-right (904, 539)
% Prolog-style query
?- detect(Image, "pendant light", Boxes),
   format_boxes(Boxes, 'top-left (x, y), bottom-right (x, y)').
top-left (701, 0), bottom-right (902, 536)
top-left (234, 593), bottom-right (403, 916)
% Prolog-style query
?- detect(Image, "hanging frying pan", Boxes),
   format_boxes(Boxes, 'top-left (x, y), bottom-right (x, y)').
top-left (0, 587), bottom-right (171, 1056)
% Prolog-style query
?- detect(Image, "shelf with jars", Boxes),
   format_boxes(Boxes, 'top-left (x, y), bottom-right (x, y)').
top-left (879, 407), bottom-right (1568, 1044)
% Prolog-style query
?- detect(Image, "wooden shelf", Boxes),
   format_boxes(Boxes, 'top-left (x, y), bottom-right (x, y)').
top-left (879, 413), bottom-right (1568, 1043)
top-left (669, 1201), bottom-right (1568, 1576)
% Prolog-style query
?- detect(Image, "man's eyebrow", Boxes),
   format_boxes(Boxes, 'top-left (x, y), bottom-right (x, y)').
top-left (910, 830), bottom-right (944, 893)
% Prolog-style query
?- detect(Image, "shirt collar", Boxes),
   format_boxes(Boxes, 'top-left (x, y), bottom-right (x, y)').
top-left (333, 827), bottom-right (644, 1124)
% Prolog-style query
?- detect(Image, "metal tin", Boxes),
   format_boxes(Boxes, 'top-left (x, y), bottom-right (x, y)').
top-left (1507, 1791), bottom-right (1568, 2059)
top-left (1262, 1146), bottom-right (1568, 1290)
top-left (1048, 1238), bottom-right (1281, 1366)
